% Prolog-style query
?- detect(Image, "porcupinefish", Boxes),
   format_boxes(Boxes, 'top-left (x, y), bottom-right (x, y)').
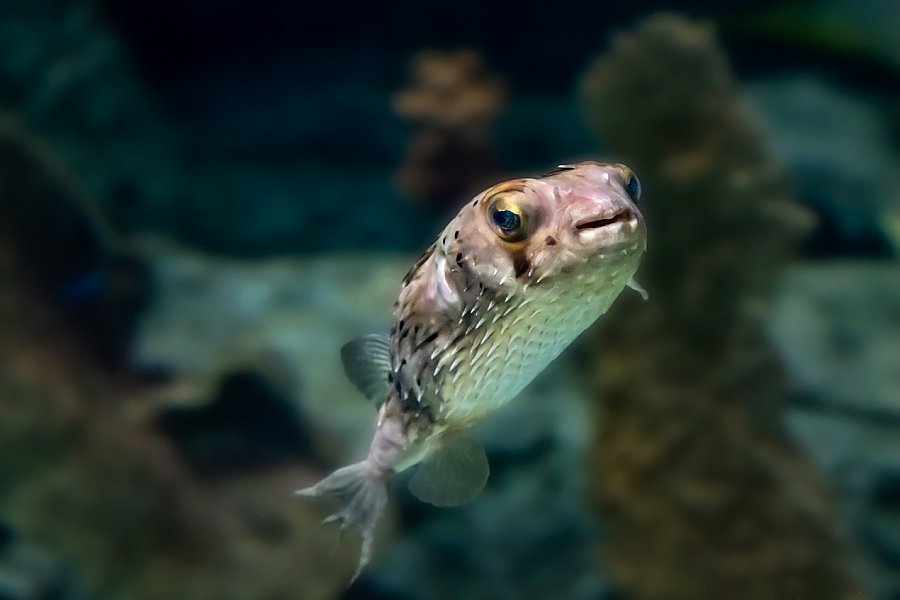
top-left (296, 161), bottom-right (647, 580)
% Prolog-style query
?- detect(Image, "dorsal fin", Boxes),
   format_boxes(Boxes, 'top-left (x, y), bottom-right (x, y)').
top-left (340, 333), bottom-right (392, 405)
top-left (408, 434), bottom-right (489, 507)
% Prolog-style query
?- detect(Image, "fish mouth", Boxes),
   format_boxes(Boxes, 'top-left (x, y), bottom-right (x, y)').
top-left (574, 209), bottom-right (635, 230)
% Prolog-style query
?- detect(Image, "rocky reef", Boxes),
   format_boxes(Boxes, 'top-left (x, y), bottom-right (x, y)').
top-left (747, 77), bottom-right (900, 257)
top-left (0, 111), bottom-right (350, 600)
top-left (581, 14), bottom-right (862, 600)
top-left (771, 262), bottom-right (900, 598)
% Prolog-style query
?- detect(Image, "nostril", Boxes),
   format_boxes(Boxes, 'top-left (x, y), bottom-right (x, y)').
top-left (575, 209), bottom-right (633, 230)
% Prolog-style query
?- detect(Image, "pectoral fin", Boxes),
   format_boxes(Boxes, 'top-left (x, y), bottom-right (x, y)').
top-left (408, 435), bottom-right (489, 507)
top-left (627, 277), bottom-right (649, 301)
top-left (340, 333), bottom-right (392, 405)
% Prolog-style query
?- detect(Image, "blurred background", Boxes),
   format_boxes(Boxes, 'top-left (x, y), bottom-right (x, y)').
top-left (1, 0), bottom-right (899, 598)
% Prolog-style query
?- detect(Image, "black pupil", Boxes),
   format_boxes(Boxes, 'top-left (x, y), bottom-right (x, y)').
top-left (492, 209), bottom-right (520, 232)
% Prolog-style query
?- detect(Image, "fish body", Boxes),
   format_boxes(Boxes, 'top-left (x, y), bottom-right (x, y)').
top-left (297, 161), bottom-right (647, 580)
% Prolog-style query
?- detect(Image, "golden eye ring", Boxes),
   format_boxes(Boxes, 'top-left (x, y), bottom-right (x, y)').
top-left (486, 193), bottom-right (528, 242)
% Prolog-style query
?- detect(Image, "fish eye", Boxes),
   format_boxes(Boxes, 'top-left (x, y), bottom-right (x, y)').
top-left (621, 167), bottom-right (641, 202)
top-left (493, 208), bottom-right (520, 231)
top-left (486, 193), bottom-right (528, 242)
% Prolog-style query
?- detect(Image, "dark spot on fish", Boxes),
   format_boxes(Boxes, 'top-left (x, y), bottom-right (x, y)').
top-left (399, 328), bottom-right (410, 341)
top-left (394, 380), bottom-right (402, 394)
top-left (401, 359), bottom-right (408, 366)
top-left (512, 250), bottom-right (530, 278)
top-left (388, 372), bottom-right (394, 383)
top-left (402, 242), bottom-right (436, 287)
top-left (442, 236), bottom-right (447, 245)
top-left (456, 252), bottom-right (463, 265)
top-left (454, 230), bottom-right (459, 239)
top-left (416, 375), bottom-right (422, 386)
top-left (399, 320), bottom-right (405, 330)
top-left (545, 236), bottom-right (557, 246)
top-left (472, 199), bottom-right (478, 207)
top-left (423, 331), bottom-right (438, 344)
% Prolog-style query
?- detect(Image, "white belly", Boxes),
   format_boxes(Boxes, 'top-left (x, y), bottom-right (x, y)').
top-left (437, 276), bottom-right (624, 427)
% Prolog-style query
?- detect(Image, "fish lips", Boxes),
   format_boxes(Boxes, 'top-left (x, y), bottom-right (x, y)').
top-left (574, 208), bottom-right (636, 231)
top-left (573, 208), bottom-right (644, 247)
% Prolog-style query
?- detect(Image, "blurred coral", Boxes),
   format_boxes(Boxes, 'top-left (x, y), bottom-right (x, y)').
top-left (580, 14), bottom-right (861, 600)
top-left (393, 49), bottom-right (505, 208)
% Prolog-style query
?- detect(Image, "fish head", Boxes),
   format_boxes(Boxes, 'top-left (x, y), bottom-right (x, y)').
top-left (453, 161), bottom-right (646, 290)
top-left (394, 161), bottom-right (647, 425)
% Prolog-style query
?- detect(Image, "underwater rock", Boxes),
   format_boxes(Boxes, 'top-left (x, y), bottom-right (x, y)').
top-left (747, 77), bottom-right (900, 256)
top-left (0, 262), bottom-right (349, 600)
top-left (773, 263), bottom-right (900, 597)
top-left (0, 146), bottom-right (351, 599)
top-left (129, 237), bottom-right (408, 461)
top-left (156, 368), bottom-right (319, 475)
top-left (580, 13), bottom-right (861, 600)
top-left (784, 408), bottom-right (900, 599)
top-left (770, 263), bottom-right (900, 417)
top-left (0, 258), bottom-right (351, 599)
top-left (394, 49), bottom-right (505, 209)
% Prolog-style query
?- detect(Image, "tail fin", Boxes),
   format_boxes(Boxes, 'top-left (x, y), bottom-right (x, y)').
top-left (295, 461), bottom-right (388, 583)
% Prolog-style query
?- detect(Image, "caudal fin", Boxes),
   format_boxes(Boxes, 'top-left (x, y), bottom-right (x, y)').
top-left (295, 461), bottom-right (387, 583)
